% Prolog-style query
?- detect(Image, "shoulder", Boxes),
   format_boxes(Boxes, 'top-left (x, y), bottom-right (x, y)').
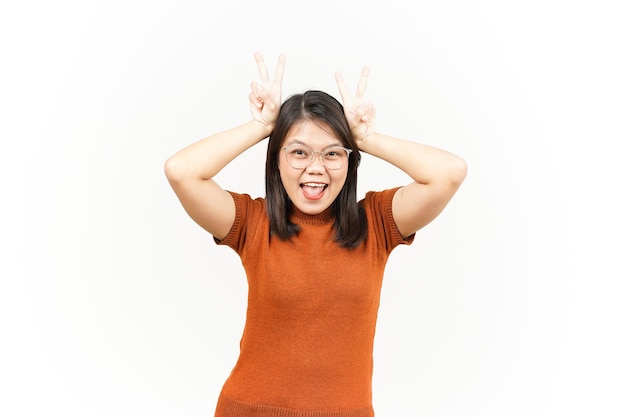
top-left (360, 187), bottom-right (414, 248)
top-left (227, 191), bottom-right (267, 215)
top-left (359, 187), bottom-right (402, 212)
top-left (214, 192), bottom-right (268, 249)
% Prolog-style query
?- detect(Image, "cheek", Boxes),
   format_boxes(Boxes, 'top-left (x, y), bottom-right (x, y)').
top-left (332, 170), bottom-right (349, 191)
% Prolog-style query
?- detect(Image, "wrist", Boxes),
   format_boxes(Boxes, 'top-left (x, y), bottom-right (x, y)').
top-left (249, 119), bottom-right (274, 139)
top-left (356, 131), bottom-right (379, 154)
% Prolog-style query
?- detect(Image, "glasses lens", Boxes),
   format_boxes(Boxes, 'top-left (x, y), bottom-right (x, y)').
top-left (284, 146), bottom-right (312, 169)
top-left (322, 146), bottom-right (349, 170)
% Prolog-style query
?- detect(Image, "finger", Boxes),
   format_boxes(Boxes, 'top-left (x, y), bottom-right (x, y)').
top-left (334, 71), bottom-right (352, 103)
top-left (250, 82), bottom-right (264, 107)
top-left (254, 52), bottom-right (270, 83)
top-left (273, 53), bottom-right (286, 85)
top-left (354, 66), bottom-right (370, 99)
top-left (359, 101), bottom-right (374, 122)
top-left (249, 91), bottom-right (262, 108)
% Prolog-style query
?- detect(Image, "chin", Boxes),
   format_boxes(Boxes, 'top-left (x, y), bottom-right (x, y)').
top-left (293, 200), bottom-right (332, 215)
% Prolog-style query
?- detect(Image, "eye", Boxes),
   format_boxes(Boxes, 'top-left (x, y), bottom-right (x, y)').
top-left (323, 147), bottom-right (344, 160)
top-left (289, 147), bottom-right (310, 158)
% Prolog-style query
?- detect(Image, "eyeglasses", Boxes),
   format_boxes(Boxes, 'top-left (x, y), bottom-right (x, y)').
top-left (282, 144), bottom-right (353, 170)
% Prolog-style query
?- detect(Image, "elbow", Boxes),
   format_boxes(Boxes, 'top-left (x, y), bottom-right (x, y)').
top-left (449, 156), bottom-right (468, 189)
top-left (163, 155), bottom-right (186, 185)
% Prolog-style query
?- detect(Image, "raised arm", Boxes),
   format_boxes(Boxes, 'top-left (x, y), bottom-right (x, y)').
top-left (164, 53), bottom-right (286, 240)
top-left (336, 68), bottom-right (467, 238)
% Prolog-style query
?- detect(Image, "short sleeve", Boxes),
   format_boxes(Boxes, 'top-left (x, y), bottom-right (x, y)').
top-left (213, 191), bottom-right (267, 255)
top-left (361, 187), bottom-right (415, 253)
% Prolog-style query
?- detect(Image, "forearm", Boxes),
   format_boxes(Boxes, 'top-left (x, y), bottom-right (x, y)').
top-left (359, 132), bottom-right (467, 187)
top-left (165, 120), bottom-right (272, 182)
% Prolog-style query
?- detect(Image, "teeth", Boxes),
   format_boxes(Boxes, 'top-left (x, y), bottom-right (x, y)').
top-left (303, 183), bottom-right (326, 187)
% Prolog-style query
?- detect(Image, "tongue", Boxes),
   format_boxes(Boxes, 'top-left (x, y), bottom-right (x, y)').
top-left (302, 185), bottom-right (325, 199)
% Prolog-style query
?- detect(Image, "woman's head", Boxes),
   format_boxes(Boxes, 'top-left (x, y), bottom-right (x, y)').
top-left (265, 90), bottom-right (367, 248)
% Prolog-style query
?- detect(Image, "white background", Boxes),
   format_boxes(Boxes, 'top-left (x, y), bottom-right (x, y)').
top-left (1, 1), bottom-right (625, 416)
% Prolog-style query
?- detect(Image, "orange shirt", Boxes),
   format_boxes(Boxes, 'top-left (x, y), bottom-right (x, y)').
top-left (214, 188), bottom-right (413, 417)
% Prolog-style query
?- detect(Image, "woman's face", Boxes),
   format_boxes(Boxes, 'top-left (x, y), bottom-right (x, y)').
top-left (278, 119), bottom-right (349, 215)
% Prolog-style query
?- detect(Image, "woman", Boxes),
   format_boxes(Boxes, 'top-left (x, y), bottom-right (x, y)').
top-left (164, 52), bottom-right (467, 417)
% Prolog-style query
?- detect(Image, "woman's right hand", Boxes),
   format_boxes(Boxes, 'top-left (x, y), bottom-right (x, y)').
top-left (249, 52), bottom-right (286, 128)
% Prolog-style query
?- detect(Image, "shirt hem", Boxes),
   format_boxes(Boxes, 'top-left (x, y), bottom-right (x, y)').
top-left (215, 394), bottom-right (375, 417)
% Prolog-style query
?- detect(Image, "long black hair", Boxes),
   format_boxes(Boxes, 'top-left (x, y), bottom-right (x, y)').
top-left (265, 90), bottom-right (367, 249)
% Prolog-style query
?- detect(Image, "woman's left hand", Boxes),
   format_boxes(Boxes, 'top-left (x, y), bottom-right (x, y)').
top-left (335, 67), bottom-right (376, 147)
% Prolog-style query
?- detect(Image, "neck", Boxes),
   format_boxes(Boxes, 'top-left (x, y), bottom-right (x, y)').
top-left (290, 205), bottom-right (334, 225)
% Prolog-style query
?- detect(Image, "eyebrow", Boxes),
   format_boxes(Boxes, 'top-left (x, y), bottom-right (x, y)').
top-left (284, 139), bottom-right (344, 148)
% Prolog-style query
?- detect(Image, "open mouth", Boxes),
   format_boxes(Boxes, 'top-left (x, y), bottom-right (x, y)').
top-left (300, 182), bottom-right (328, 200)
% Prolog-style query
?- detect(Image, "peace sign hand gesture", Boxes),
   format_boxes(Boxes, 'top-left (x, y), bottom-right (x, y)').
top-left (335, 67), bottom-right (377, 147)
top-left (249, 52), bottom-right (286, 128)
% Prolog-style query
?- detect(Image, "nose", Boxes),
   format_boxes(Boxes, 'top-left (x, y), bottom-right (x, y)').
top-left (306, 152), bottom-right (326, 172)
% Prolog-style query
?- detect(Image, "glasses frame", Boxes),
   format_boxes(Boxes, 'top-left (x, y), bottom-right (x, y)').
top-left (281, 144), bottom-right (353, 170)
